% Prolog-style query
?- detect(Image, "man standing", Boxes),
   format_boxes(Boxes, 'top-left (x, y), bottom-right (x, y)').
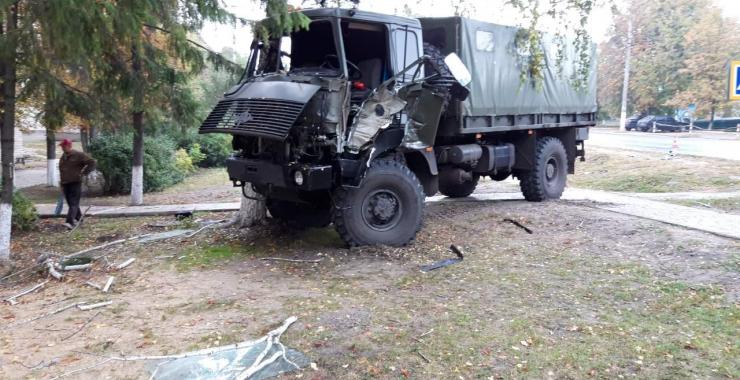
top-left (58, 139), bottom-right (96, 229)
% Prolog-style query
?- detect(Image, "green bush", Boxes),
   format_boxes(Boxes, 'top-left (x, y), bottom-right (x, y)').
top-left (196, 134), bottom-right (232, 167)
top-left (175, 148), bottom-right (196, 174)
top-left (12, 191), bottom-right (37, 231)
top-left (88, 134), bottom-right (187, 194)
top-left (187, 143), bottom-right (206, 166)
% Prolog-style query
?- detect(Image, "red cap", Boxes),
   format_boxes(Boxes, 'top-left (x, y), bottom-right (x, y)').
top-left (59, 139), bottom-right (72, 147)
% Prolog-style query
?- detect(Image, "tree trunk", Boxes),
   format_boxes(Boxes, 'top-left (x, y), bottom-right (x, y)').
top-left (618, 19), bottom-right (633, 132)
top-left (233, 185), bottom-right (266, 227)
top-left (80, 127), bottom-right (89, 152)
top-left (708, 105), bottom-right (715, 130)
top-left (46, 127), bottom-right (57, 186)
top-left (0, 4), bottom-right (18, 261)
top-left (130, 43), bottom-right (144, 206)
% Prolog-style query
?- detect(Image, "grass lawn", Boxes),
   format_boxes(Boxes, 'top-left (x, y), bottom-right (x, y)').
top-left (571, 147), bottom-right (740, 193)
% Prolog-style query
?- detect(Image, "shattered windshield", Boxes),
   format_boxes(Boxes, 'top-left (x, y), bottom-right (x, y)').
top-left (252, 20), bottom-right (340, 77)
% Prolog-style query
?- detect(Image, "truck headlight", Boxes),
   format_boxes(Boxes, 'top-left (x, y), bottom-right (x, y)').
top-left (294, 170), bottom-right (304, 186)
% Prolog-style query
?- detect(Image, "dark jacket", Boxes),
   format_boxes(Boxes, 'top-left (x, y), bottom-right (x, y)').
top-left (59, 149), bottom-right (96, 185)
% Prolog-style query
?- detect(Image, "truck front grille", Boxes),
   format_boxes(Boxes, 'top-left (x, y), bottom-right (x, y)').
top-left (199, 98), bottom-right (306, 140)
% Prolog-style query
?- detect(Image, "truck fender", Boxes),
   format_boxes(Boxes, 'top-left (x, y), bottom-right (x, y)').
top-left (404, 149), bottom-right (439, 196)
top-left (341, 128), bottom-right (405, 188)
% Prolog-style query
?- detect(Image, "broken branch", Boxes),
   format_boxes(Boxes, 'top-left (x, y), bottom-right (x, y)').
top-left (62, 311), bottom-right (101, 341)
top-left (4, 280), bottom-right (49, 305)
top-left (78, 301), bottom-right (112, 311)
top-left (502, 218), bottom-right (533, 234)
top-left (61, 264), bottom-right (92, 271)
top-left (102, 276), bottom-right (115, 293)
top-left (115, 258), bottom-right (136, 270)
top-left (46, 261), bottom-right (64, 280)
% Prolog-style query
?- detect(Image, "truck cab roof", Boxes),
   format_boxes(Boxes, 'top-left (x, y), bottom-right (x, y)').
top-left (300, 7), bottom-right (421, 28)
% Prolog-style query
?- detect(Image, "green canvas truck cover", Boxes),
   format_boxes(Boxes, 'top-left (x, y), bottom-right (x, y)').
top-left (419, 17), bottom-right (597, 117)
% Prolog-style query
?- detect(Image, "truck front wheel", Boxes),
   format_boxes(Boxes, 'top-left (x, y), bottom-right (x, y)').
top-left (333, 159), bottom-right (424, 247)
top-left (519, 136), bottom-right (568, 201)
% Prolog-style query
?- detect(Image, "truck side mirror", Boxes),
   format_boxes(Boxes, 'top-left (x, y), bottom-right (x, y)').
top-left (444, 53), bottom-right (472, 87)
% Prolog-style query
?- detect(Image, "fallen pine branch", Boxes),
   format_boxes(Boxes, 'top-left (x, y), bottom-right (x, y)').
top-left (260, 257), bottom-right (323, 263)
top-left (63, 234), bottom-right (153, 260)
top-left (62, 311), bottom-right (101, 341)
top-left (5, 302), bottom-right (85, 329)
top-left (4, 280), bottom-right (49, 305)
top-left (185, 219), bottom-right (229, 238)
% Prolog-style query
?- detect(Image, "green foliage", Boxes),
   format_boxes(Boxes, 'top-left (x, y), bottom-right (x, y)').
top-left (253, 0), bottom-right (311, 42)
top-left (175, 148), bottom-right (197, 174)
top-left (188, 143), bottom-right (206, 166)
top-left (88, 134), bottom-right (187, 194)
top-left (12, 191), bottom-right (38, 231)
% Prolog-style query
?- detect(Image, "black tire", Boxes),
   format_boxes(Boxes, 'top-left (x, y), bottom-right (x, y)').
top-left (439, 171), bottom-right (479, 198)
top-left (519, 136), bottom-right (568, 202)
top-left (333, 159), bottom-right (424, 247)
top-left (490, 171), bottom-right (510, 181)
top-left (267, 199), bottom-right (332, 229)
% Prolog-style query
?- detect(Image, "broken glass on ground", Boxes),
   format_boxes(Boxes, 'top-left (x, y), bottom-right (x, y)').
top-left (150, 316), bottom-right (310, 380)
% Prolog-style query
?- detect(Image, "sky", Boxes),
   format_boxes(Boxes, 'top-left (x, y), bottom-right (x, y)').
top-left (200, 0), bottom-right (740, 56)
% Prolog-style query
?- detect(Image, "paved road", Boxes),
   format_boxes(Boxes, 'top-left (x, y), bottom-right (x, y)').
top-left (588, 129), bottom-right (740, 161)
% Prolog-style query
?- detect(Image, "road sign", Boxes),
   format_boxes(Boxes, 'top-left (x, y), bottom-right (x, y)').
top-left (731, 60), bottom-right (740, 101)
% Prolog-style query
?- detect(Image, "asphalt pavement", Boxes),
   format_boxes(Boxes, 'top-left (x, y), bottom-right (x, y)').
top-left (588, 128), bottom-right (740, 161)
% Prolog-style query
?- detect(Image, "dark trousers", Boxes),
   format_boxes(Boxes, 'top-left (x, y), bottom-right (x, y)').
top-left (62, 182), bottom-right (82, 224)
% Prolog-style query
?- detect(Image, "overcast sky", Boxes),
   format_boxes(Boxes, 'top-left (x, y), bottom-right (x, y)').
top-left (200, 0), bottom-right (740, 56)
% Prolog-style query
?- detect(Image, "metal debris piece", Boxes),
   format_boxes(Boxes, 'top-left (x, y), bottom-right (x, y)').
top-left (502, 218), bottom-right (533, 234)
top-left (420, 245), bottom-right (465, 272)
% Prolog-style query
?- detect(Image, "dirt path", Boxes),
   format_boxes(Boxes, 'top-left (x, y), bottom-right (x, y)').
top-left (1, 198), bottom-right (737, 379)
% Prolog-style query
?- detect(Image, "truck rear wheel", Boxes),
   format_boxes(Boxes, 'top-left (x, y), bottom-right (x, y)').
top-left (267, 199), bottom-right (332, 229)
top-left (519, 136), bottom-right (568, 201)
top-left (439, 169), bottom-right (479, 198)
top-left (333, 159), bottom-right (424, 247)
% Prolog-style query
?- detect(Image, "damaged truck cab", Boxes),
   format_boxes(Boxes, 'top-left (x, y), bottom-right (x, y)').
top-left (200, 8), bottom-right (596, 247)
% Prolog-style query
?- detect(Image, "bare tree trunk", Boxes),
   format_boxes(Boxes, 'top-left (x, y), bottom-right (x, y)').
top-left (708, 105), bottom-right (715, 131)
top-left (0, 4), bottom-right (18, 261)
top-left (618, 19), bottom-right (633, 132)
top-left (233, 185), bottom-right (266, 227)
top-left (46, 127), bottom-right (57, 186)
top-left (130, 43), bottom-right (144, 206)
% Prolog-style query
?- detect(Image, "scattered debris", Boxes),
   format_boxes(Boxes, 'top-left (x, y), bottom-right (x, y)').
top-left (260, 257), bottom-right (324, 263)
top-left (174, 211), bottom-right (193, 220)
top-left (415, 350), bottom-right (431, 363)
top-left (61, 311), bottom-right (101, 341)
top-left (420, 245), bottom-right (464, 272)
top-left (154, 255), bottom-right (175, 259)
top-left (185, 219), bottom-right (229, 238)
top-left (56, 317), bottom-right (309, 380)
top-left (4, 280), bottom-right (49, 305)
top-left (61, 264), bottom-right (92, 271)
top-left (85, 281), bottom-right (102, 290)
top-left (102, 276), bottom-right (115, 293)
top-left (5, 302), bottom-right (85, 328)
top-left (115, 258), bottom-right (136, 270)
top-left (502, 218), bottom-right (533, 234)
top-left (46, 260), bottom-right (64, 280)
top-left (78, 301), bottom-right (112, 311)
top-left (63, 234), bottom-right (152, 260)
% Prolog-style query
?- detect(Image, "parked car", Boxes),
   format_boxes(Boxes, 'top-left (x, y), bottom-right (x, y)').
top-left (636, 115), bottom-right (688, 132)
top-left (625, 114), bottom-right (645, 131)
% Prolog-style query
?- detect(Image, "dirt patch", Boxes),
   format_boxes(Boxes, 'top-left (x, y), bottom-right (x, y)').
top-left (1, 200), bottom-right (738, 379)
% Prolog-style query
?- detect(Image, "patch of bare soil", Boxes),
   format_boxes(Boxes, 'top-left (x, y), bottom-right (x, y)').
top-left (1, 199), bottom-right (737, 379)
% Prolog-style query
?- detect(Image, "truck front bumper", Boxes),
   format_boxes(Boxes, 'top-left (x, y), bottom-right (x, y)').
top-left (225, 157), bottom-right (333, 191)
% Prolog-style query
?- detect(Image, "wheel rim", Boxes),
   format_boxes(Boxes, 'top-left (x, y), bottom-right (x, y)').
top-left (361, 189), bottom-right (403, 231)
top-left (545, 157), bottom-right (558, 183)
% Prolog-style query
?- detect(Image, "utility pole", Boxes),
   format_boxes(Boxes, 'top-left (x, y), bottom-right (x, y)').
top-left (618, 18), bottom-right (633, 132)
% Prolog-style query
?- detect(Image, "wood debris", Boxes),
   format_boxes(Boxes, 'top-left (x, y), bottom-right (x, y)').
top-left (115, 258), bottom-right (136, 270)
top-left (78, 301), bottom-right (112, 311)
top-left (102, 276), bottom-right (115, 293)
top-left (4, 280), bottom-right (49, 305)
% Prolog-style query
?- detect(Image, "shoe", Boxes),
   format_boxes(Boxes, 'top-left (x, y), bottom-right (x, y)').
top-left (63, 222), bottom-right (74, 230)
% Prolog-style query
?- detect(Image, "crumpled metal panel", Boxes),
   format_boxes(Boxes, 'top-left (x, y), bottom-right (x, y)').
top-left (345, 81), bottom-right (406, 153)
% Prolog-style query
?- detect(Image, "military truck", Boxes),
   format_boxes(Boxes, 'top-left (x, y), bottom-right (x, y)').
top-left (199, 8), bottom-right (596, 246)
